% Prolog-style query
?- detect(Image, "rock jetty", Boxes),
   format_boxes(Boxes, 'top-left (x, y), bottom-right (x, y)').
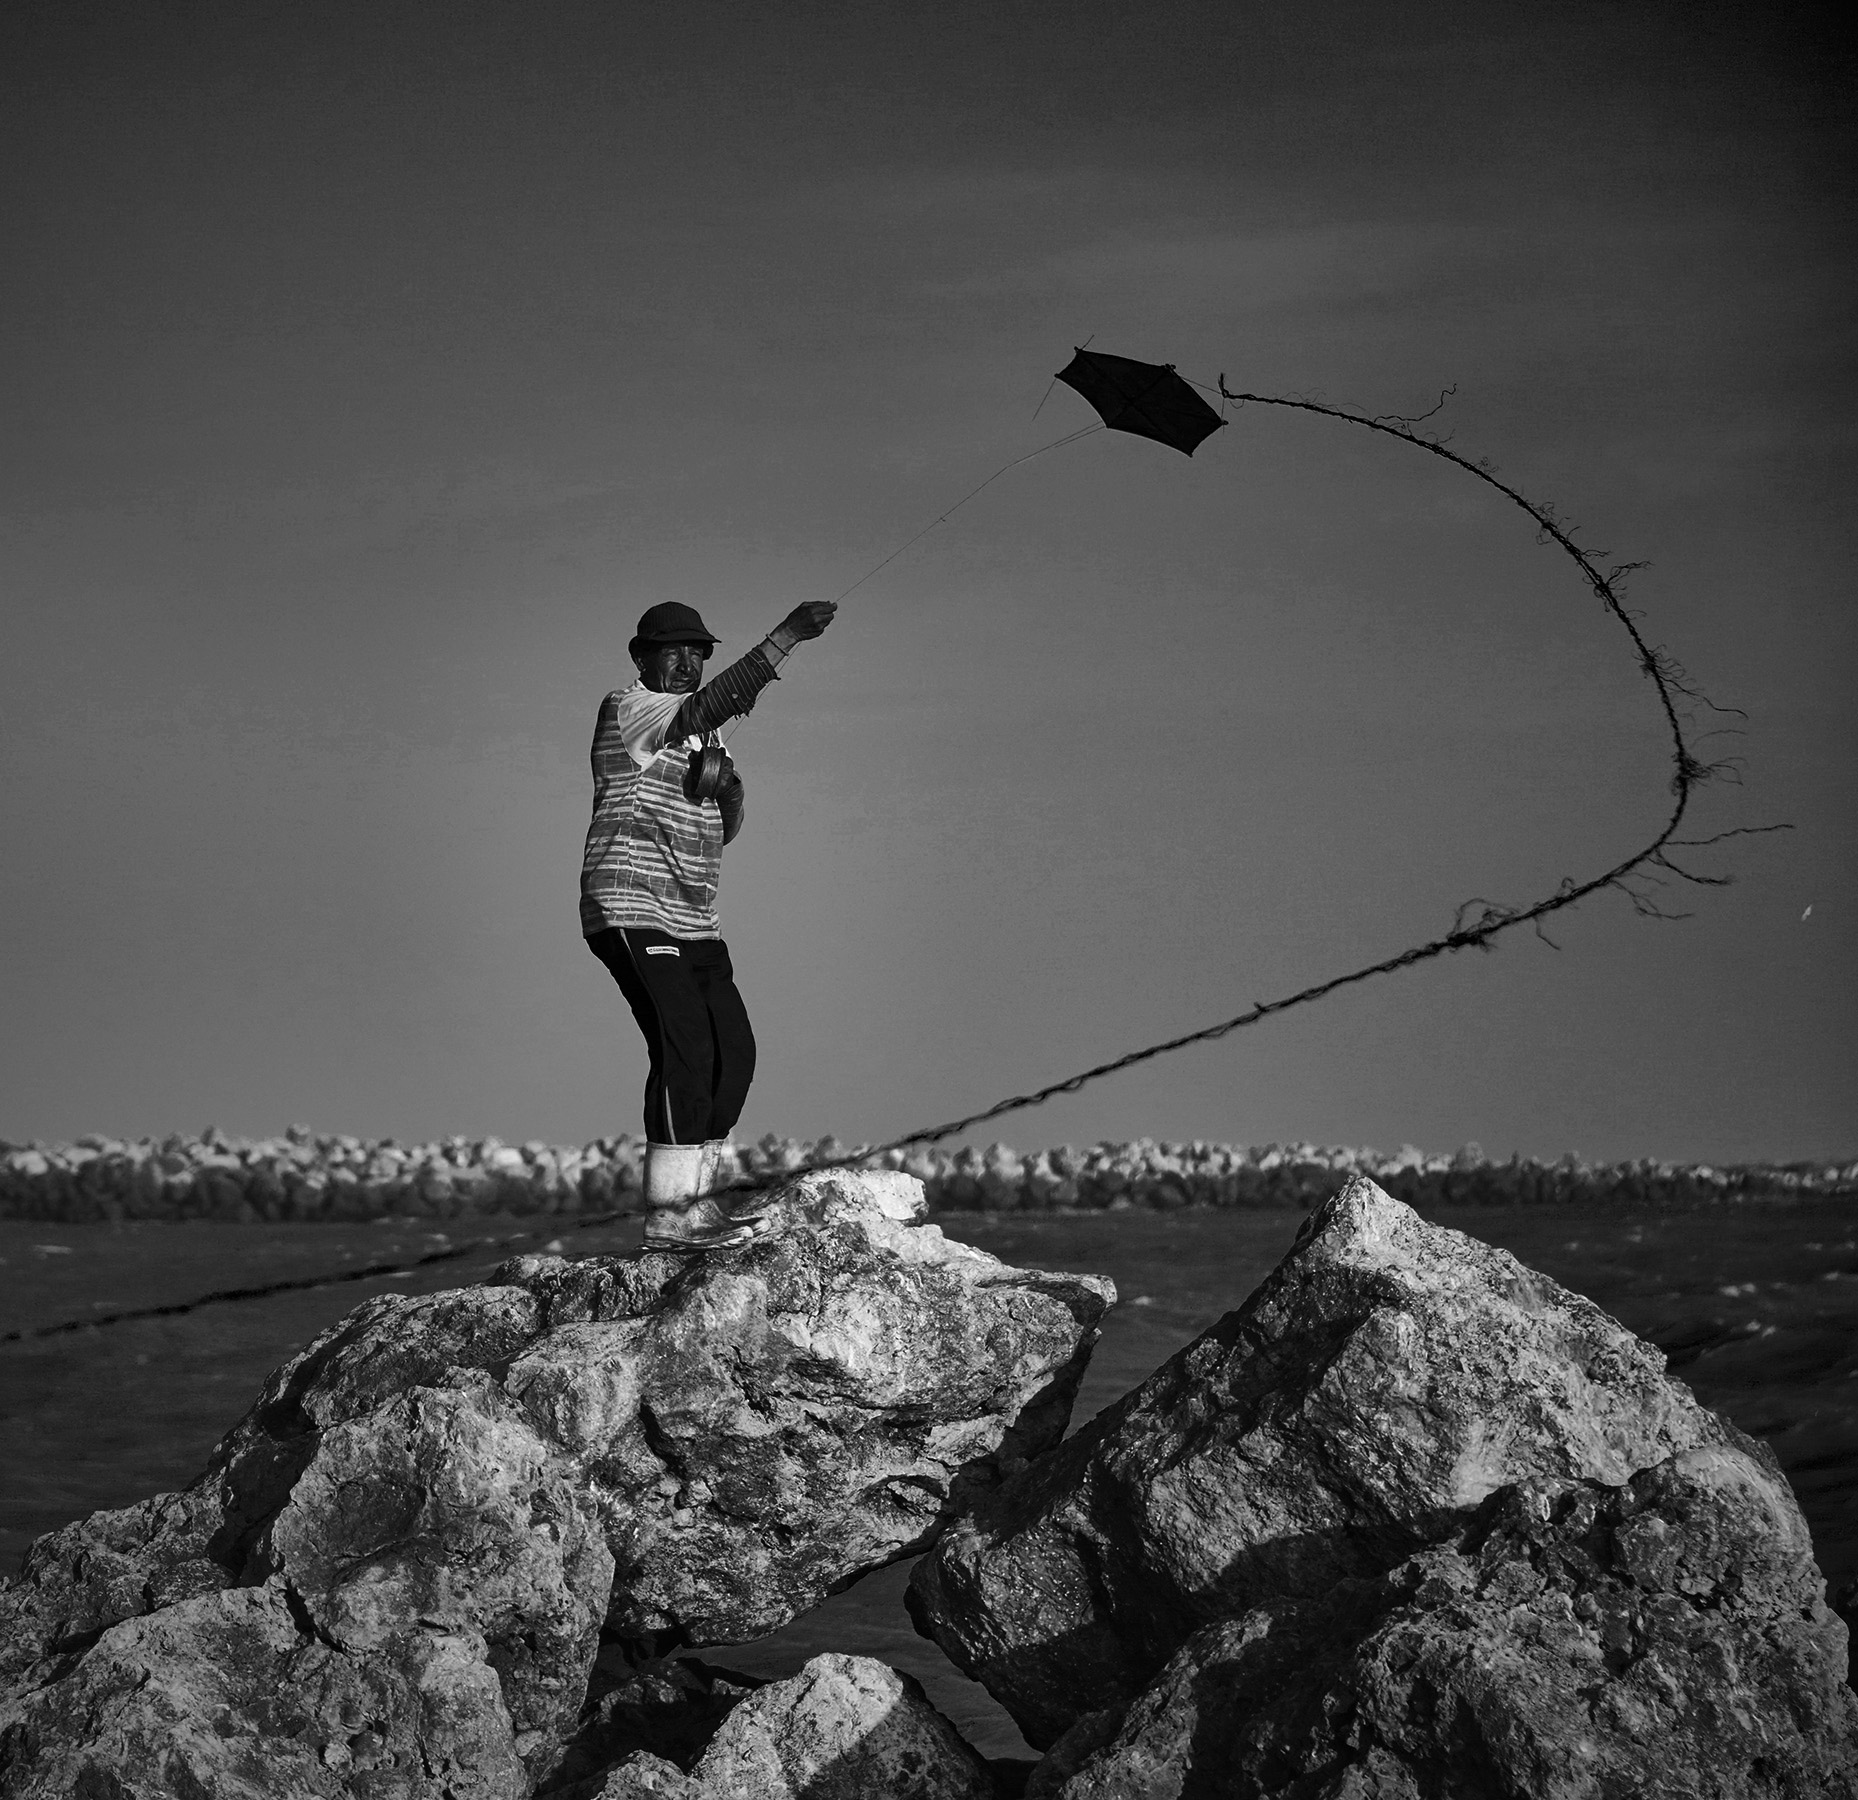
top-left (4, 1124), bottom-right (1851, 1222)
top-left (4, 1171), bottom-right (1853, 1798)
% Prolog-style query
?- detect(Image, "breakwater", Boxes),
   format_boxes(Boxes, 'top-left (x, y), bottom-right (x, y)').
top-left (2, 1128), bottom-right (1852, 1223)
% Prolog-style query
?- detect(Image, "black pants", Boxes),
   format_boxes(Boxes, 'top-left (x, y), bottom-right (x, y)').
top-left (586, 927), bottom-right (757, 1145)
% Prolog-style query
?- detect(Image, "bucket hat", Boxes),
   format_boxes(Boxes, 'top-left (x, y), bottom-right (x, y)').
top-left (630, 602), bottom-right (719, 661)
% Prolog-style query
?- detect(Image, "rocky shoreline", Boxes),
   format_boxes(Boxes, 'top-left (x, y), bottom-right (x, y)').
top-left (4, 1127), bottom-right (1853, 1223)
top-left (3, 1170), bottom-right (1852, 1797)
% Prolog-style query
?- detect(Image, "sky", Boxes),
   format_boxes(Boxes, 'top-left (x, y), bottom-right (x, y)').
top-left (2, 0), bottom-right (1853, 1165)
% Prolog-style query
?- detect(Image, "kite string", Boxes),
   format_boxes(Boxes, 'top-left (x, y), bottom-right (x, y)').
top-left (722, 420), bottom-right (1103, 748)
top-left (828, 423), bottom-right (1103, 605)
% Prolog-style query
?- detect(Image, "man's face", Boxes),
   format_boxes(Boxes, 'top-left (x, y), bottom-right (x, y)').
top-left (637, 641), bottom-right (709, 694)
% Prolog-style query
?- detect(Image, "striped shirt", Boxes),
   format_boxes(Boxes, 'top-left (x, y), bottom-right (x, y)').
top-left (579, 650), bottom-right (778, 938)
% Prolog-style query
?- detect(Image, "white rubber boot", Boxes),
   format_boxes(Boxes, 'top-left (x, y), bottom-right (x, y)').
top-left (644, 1141), bottom-right (703, 1209)
top-left (699, 1139), bottom-right (771, 1223)
top-left (642, 1141), bottom-right (765, 1254)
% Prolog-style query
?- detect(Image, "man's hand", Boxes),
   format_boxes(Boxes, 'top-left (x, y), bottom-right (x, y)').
top-left (770, 600), bottom-right (838, 653)
top-left (716, 752), bottom-right (746, 844)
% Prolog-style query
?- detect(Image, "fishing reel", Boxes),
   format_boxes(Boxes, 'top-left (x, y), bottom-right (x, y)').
top-left (683, 743), bottom-right (732, 803)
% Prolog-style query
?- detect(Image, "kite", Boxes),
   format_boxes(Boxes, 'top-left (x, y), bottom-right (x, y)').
top-left (1053, 348), bottom-right (1226, 456)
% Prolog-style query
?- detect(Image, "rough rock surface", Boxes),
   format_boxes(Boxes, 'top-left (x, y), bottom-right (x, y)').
top-left (494, 1170), bottom-right (1109, 1651)
top-left (588, 1757), bottom-right (695, 1798)
top-left (910, 1175), bottom-right (1755, 1748)
top-left (1030, 1446), bottom-right (1858, 1798)
top-left (541, 1653), bottom-right (763, 1796)
top-left (263, 1383), bottom-right (616, 1758)
top-left (1, 1170), bottom-right (1111, 1795)
top-left (0, 1581), bottom-right (527, 1800)
top-left (587, 1655), bottom-right (992, 1800)
top-left (0, 1483), bottom-right (227, 1693)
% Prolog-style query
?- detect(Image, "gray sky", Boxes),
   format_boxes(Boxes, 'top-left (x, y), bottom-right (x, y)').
top-left (3, 1), bottom-right (1852, 1163)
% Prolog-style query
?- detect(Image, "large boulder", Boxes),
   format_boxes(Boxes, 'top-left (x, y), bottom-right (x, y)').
top-left (259, 1383), bottom-right (616, 1762)
top-left (1030, 1446), bottom-right (1858, 1797)
top-left (908, 1175), bottom-right (1757, 1748)
top-left (0, 1170), bottom-right (1112, 1795)
top-left (586, 1655), bottom-right (993, 1800)
top-left (0, 1484), bottom-right (227, 1693)
top-left (488, 1170), bottom-right (1112, 1650)
top-left (0, 1581), bottom-right (527, 1800)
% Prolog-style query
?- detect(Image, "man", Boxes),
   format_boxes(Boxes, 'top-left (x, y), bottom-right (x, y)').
top-left (581, 597), bottom-right (837, 1251)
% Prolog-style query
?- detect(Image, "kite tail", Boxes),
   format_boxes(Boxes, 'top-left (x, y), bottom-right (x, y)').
top-left (727, 381), bottom-right (1783, 1180)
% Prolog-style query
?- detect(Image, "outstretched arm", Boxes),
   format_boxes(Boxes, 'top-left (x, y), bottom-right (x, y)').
top-left (667, 600), bottom-right (837, 740)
